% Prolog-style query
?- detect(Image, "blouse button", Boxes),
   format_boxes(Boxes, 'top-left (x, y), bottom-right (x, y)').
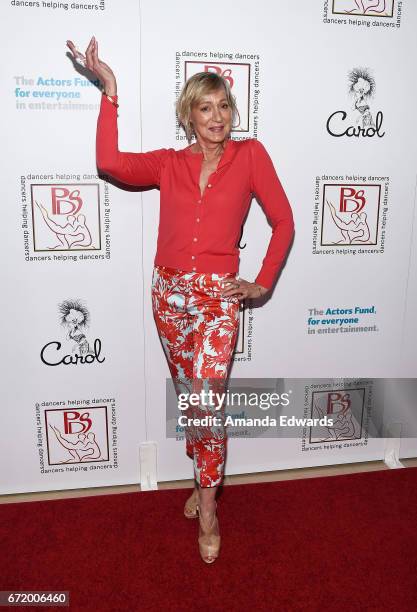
top-left (197, 199), bottom-right (202, 204)
top-left (192, 266), bottom-right (196, 271)
top-left (207, 184), bottom-right (212, 188)
top-left (196, 218), bottom-right (200, 222)
top-left (193, 237), bottom-right (197, 242)
top-left (191, 255), bottom-right (196, 260)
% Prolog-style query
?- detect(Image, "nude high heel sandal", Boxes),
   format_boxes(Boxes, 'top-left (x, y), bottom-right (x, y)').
top-left (184, 489), bottom-right (199, 519)
top-left (196, 501), bottom-right (221, 563)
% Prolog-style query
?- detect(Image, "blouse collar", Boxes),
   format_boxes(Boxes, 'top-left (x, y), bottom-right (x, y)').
top-left (182, 137), bottom-right (236, 170)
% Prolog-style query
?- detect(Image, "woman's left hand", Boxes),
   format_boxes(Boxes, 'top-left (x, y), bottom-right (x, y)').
top-left (221, 276), bottom-right (268, 300)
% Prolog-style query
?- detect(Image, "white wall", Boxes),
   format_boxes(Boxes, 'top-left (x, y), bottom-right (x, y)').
top-left (1, 0), bottom-right (415, 495)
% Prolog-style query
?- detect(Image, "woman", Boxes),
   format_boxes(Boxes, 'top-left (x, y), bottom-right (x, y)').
top-left (66, 36), bottom-right (295, 564)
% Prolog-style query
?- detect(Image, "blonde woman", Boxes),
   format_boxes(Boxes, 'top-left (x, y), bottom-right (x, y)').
top-left (67, 36), bottom-right (294, 564)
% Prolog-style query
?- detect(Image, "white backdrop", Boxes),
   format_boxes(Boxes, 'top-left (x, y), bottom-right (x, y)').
top-left (1, 0), bottom-right (416, 495)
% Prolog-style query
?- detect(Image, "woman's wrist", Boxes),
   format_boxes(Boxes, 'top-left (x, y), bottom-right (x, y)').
top-left (102, 83), bottom-right (118, 108)
top-left (103, 82), bottom-right (117, 97)
top-left (255, 283), bottom-right (268, 296)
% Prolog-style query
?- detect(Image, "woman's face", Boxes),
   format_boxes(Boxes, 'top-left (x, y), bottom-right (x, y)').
top-left (190, 86), bottom-right (232, 145)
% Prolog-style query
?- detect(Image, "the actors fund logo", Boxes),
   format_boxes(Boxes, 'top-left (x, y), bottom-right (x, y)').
top-left (40, 299), bottom-right (105, 366)
top-left (322, 184), bottom-right (381, 245)
top-left (326, 67), bottom-right (385, 137)
top-left (332, 0), bottom-right (394, 17)
top-left (31, 183), bottom-right (101, 251)
top-left (45, 405), bottom-right (109, 465)
top-left (185, 61), bottom-right (250, 132)
top-left (310, 388), bottom-right (365, 443)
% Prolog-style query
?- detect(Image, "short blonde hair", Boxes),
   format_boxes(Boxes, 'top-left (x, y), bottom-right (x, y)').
top-left (176, 72), bottom-right (238, 143)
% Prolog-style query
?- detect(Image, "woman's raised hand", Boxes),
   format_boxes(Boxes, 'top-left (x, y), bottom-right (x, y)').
top-left (66, 36), bottom-right (117, 95)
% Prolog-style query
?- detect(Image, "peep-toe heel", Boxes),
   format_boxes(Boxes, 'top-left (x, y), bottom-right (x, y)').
top-left (196, 501), bottom-right (221, 563)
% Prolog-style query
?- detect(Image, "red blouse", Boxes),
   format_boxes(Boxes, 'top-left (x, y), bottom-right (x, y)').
top-left (96, 94), bottom-right (294, 289)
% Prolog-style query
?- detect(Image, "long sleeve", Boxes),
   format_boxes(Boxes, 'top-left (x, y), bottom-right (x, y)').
top-left (96, 94), bottom-right (169, 186)
top-left (250, 139), bottom-right (295, 290)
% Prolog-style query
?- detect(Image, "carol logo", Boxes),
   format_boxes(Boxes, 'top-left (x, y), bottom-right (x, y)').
top-left (326, 67), bottom-right (385, 137)
top-left (332, 0), bottom-right (394, 17)
top-left (31, 183), bottom-right (101, 251)
top-left (45, 406), bottom-right (109, 465)
top-left (40, 299), bottom-right (105, 366)
top-left (322, 183), bottom-right (381, 245)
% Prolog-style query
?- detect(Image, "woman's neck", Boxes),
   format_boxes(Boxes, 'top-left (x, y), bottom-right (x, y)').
top-left (192, 138), bottom-right (227, 162)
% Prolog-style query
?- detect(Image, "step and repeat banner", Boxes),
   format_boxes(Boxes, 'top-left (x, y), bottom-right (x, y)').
top-left (1, 0), bottom-right (416, 495)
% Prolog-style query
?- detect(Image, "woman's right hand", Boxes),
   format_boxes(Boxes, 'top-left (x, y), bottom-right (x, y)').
top-left (66, 36), bottom-right (117, 96)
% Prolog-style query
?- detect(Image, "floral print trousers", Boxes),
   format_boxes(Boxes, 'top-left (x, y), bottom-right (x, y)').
top-left (151, 265), bottom-right (240, 487)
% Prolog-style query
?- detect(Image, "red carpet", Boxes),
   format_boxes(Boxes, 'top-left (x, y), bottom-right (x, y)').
top-left (1, 467), bottom-right (416, 611)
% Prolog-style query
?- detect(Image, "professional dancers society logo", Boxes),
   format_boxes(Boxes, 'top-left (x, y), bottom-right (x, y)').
top-left (326, 67), bottom-right (385, 138)
top-left (323, 0), bottom-right (402, 27)
top-left (35, 399), bottom-right (118, 472)
top-left (322, 184), bottom-right (379, 245)
top-left (175, 50), bottom-right (260, 140)
top-left (40, 299), bottom-right (105, 366)
top-left (32, 182), bottom-right (101, 251)
top-left (312, 175), bottom-right (389, 254)
top-left (301, 380), bottom-right (374, 453)
top-left (20, 176), bottom-right (111, 263)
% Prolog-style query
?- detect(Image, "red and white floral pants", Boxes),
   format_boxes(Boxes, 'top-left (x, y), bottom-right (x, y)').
top-left (151, 265), bottom-right (240, 487)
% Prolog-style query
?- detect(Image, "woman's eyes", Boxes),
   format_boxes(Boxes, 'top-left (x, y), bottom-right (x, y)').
top-left (199, 104), bottom-right (229, 111)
